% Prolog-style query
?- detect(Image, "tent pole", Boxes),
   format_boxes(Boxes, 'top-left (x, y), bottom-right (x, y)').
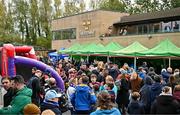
top-left (134, 57), bottom-right (137, 71)
top-left (107, 52), bottom-right (110, 63)
top-left (168, 57), bottom-right (171, 67)
top-left (87, 54), bottom-right (89, 63)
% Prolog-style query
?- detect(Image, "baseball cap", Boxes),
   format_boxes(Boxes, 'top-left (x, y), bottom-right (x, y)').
top-left (45, 90), bottom-right (62, 100)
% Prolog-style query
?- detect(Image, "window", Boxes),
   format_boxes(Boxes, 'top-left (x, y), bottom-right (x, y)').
top-left (53, 28), bottom-right (76, 40)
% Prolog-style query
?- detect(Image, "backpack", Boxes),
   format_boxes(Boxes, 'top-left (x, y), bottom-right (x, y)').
top-left (58, 92), bottom-right (69, 113)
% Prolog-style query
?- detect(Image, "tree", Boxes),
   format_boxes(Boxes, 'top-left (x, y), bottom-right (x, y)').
top-left (79, 0), bottom-right (86, 12)
top-left (90, 0), bottom-right (102, 10)
top-left (13, 0), bottom-right (30, 43)
top-left (63, 0), bottom-right (80, 16)
top-left (171, 0), bottom-right (180, 8)
top-left (53, 0), bottom-right (62, 19)
top-left (99, 0), bottom-right (126, 12)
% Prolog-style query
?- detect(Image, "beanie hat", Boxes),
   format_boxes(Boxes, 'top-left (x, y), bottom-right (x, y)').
top-left (23, 103), bottom-right (41, 115)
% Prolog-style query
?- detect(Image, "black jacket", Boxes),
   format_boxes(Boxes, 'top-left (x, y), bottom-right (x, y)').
top-left (151, 95), bottom-right (180, 114)
top-left (41, 100), bottom-right (62, 115)
top-left (3, 87), bottom-right (16, 107)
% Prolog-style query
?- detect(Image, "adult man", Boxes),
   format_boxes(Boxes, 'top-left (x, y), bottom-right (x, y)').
top-left (0, 75), bottom-right (32, 114)
top-left (1, 76), bottom-right (16, 107)
top-left (27, 69), bottom-right (41, 106)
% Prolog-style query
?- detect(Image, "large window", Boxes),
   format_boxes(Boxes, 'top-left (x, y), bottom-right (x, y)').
top-left (53, 28), bottom-right (76, 40)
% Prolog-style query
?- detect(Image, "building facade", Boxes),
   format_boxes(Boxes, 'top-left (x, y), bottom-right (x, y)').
top-left (51, 8), bottom-right (180, 50)
top-left (51, 10), bottom-right (128, 50)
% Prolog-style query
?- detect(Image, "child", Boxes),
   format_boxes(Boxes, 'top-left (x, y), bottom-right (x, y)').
top-left (127, 92), bottom-right (145, 114)
top-left (106, 83), bottom-right (116, 103)
top-left (89, 74), bottom-right (100, 95)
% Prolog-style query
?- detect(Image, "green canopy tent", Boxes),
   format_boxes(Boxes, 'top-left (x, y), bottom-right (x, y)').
top-left (111, 41), bottom-right (148, 70)
top-left (58, 43), bottom-right (81, 54)
top-left (102, 42), bottom-right (124, 62)
top-left (75, 43), bottom-right (105, 62)
top-left (138, 39), bottom-right (180, 67)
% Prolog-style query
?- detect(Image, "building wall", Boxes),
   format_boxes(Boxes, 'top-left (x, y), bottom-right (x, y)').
top-left (51, 10), bottom-right (128, 49)
top-left (52, 32), bottom-right (180, 50)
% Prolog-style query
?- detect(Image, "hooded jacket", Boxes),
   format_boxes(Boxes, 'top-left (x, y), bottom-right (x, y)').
top-left (90, 108), bottom-right (121, 115)
top-left (0, 86), bottom-right (32, 114)
top-left (150, 82), bottom-right (162, 103)
top-left (127, 100), bottom-right (145, 114)
top-left (139, 76), bottom-right (153, 113)
top-left (151, 95), bottom-right (180, 114)
top-left (71, 84), bottom-right (97, 111)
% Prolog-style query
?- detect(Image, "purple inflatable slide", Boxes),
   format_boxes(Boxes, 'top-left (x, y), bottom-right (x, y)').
top-left (14, 56), bottom-right (64, 91)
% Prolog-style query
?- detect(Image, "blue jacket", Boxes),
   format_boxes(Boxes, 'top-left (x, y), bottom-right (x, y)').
top-left (71, 84), bottom-right (96, 111)
top-left (127, 101), bottom-right (145, 114)
top-left (150, 82), bottom-right (162, 103)
top-left (90, 108), bottom-right (121, 115)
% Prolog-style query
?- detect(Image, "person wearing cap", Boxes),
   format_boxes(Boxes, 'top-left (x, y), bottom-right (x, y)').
top-left (0, 75), bottom-right (32, 114)
top-left (151, 86), bottom-right (180, 114)
top-left (41, 90), bottom-right (62, 115)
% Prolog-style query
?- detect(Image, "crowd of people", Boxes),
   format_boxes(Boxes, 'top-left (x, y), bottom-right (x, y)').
top-left (0, 59), bottom-right (180, 115)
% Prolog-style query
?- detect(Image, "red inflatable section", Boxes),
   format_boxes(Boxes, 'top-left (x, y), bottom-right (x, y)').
top-left (0, 44), bottom-right (37, 76)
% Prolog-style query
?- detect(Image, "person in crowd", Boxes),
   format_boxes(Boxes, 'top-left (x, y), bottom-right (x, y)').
top-left (137, 67), bottom-right (146, 80)
top-left (1, 76), bottom-right (16, 107)
top-left (31, 67), bottom-right (37, 76)
top-left (165, 67), bottom-right (173, 83)
top-left (173, 85), bottom-right (180, 103)
top-left (129, 72), bottom-right (144, 93)
top-left (41, 109), bottom-right (56, 115)
top-left (116, 73), bottom-right (130, 114)
top-left (108, 62), bottom-right (120, 80)
top-left (174, 69), bottom-right (180, 84)
top-left (71, 75), bottom-right (97, 114)
top-left (41, 90), bottom-right (62, 115)
top-left (139, 76), bottom-right (153, 114)
top-left (150, 75), bottom-right (163, 104)
top-left (46, 77), bottom-right (61, 93)
top-left (151, 86), bottom-right (180, 114)
top-left (100, 75), bottom-right (118, 96)
top-left (23, 103), bottom-right (41, 115)
top-left (106, 83), bottom-right (116, 103)
top-left (127, 92), bottom-right (145, 114)
top-left (89, 74), bottom-right (100, 92)
top-left (147, 67), bottom-right (157, 80)
top-left (167, 75), bottom-right (177, 92)
top-left (66, 78), bottom-right (77, 114)
top-left (0, 75), bottom-right (32, 114)
top-left (77, 63), bottom-right (91, 77)
top-left (68, 68), bottom-right (77, 80)
top-left (141, 62), bottom-right (148, 73)
top-left (90, 91), bottom-right (121, 115)
top-left (27, 69), bottom-right (42, 106)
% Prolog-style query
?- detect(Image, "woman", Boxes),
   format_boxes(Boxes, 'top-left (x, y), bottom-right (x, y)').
top-left (90, 91), bottom-right (121, 115)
